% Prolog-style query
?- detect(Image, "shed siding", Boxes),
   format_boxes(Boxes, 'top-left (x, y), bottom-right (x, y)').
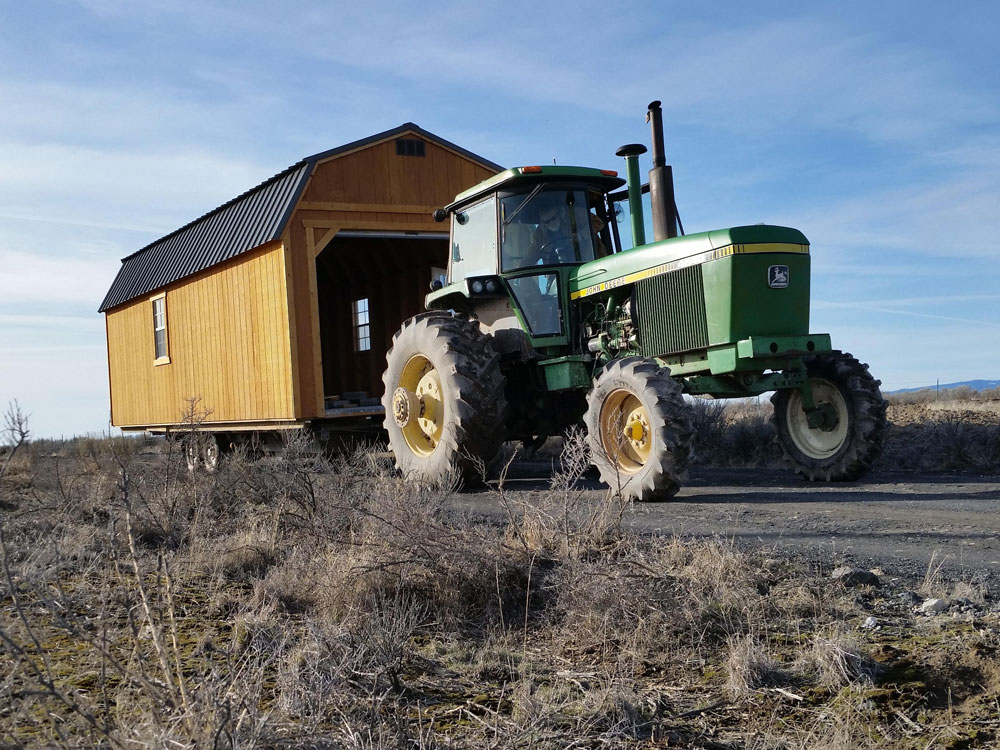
top-left (285, 135), bottom-right (497, 416)
top-left (106, 242), bottom-right (294, 427)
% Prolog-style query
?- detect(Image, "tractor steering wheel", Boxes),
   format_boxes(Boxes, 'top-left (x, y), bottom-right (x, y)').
top-left (536, 236), bottom-right (574, 265)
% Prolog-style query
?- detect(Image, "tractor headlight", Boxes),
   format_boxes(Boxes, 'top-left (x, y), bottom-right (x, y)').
top-left (467, 276), bottom-right (504, 297)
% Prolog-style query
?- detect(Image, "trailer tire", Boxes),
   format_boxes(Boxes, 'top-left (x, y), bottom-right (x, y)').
top-left (201, 433), bottom-right (220, 473)
top-left (585, 357), bottom-right (692, 502)
top-left (382, 313), bottom-right (508, 486)
top-left (772, 352), bottom-right (887, 481)
top-left (184, 437), bottom-right (200, 473)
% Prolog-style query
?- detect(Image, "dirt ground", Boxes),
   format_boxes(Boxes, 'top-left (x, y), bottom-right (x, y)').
top-left (451, 401), bottom-right (1000, 590)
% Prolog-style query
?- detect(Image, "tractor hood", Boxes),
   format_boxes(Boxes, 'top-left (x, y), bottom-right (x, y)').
top-left (569, 224), bottom-right (810, 300)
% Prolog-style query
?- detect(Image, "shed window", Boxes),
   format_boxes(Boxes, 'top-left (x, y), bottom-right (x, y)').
top-left (152, 294), bottom-right (169, 364)
top-left (396, 138), bottom-right (425, 157)
top-left (353, 297), bottom-right (371, 352)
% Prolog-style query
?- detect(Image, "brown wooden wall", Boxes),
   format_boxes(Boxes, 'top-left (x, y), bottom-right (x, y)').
top-left (106, 242), bottom-right (294, 428)
top-left (284, 133), bottom-right (498, 417)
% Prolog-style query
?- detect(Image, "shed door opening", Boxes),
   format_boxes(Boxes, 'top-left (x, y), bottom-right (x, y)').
top-left (316, 234), bottom-right (448, 409)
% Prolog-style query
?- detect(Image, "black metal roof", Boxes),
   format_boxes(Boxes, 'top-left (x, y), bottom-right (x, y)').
top-left (99, 123), bottom-right (502, 312)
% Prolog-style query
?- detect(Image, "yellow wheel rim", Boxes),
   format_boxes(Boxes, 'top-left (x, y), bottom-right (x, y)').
top-left (396, 354), bottom-right (444, 456)
top-left (599, 389), bottom-right (652, 474)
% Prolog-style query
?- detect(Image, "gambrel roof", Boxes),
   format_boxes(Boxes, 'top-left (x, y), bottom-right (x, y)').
top-left (99, 123), bottom-right (502, 312)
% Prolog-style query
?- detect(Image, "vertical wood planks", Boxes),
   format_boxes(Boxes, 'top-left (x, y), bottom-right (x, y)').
top-left (105, 241), bottom-right (294, 427)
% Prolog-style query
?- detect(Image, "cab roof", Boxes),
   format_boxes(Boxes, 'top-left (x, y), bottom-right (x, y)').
top-left (446, 166), bottom-right (626, 211)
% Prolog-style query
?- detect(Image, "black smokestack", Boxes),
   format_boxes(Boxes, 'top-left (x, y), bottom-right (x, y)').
top-left (646, 100), bottom-right (677, 241)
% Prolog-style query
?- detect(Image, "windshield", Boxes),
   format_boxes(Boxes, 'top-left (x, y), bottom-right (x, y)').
top-left (500, 188), bottom-right (600, 272)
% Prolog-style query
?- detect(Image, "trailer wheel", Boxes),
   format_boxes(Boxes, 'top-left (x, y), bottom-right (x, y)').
top-left (201, 433), bottom-right (220, 474)
top-left (184, 437), bottom-right (201, 473)
top-left (382, 313), bottom-right (508, 486)
top-left (585, 357), bottom-right (691, 502)
top-left (773, 352), bottom-right (887, 481)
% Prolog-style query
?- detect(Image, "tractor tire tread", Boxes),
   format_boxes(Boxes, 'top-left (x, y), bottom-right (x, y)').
top-left (585, 357), bottom-right (692, 502)
top-left (383, 313), bottom-right (508, 485)
top-left (772, 351), bottom-right (887, 481)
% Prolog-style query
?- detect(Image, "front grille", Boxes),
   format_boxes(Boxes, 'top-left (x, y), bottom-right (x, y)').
top-left (636, 265), bottom-right (709, 356)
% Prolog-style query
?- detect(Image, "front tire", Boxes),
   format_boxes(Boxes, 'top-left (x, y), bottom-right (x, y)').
top-left (585, 357), bottom-right (692, 502)
top-left (382, 313), bottom-right (508, 486)
top-left (772, 352), bottom-right (887, 481)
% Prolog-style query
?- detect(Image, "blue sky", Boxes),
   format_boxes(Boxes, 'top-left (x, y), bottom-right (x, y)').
top-left (1, 0), bottom-right (998, 438)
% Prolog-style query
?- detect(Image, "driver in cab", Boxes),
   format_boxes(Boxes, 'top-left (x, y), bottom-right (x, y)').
top-left (529, 202), bottom-right (607, 266)
top-left (529, 203), bottom-right (574, 265)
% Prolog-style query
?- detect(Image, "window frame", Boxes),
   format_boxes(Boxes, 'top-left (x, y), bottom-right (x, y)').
top-left (151, 292), bottom-right (170, 365)
top-left (352, 297), bottom-right (371, 353)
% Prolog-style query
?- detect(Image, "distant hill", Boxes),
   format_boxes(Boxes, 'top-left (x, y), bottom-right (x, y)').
top-left (889, 380), bottom-right (1000, 394)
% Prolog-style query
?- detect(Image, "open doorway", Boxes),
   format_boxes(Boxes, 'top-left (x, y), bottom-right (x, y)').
top-left (315, 232), bottom-right (448, 410)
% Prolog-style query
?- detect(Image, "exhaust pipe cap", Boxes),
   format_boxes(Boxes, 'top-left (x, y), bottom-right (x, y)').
top-left (615, 143), bottom-right (647, 158)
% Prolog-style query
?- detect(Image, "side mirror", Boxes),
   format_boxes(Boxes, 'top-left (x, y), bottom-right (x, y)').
top-left (432, 208), bottom-right (448, 223)
top-left (429, 279), bottom-right (444, 291)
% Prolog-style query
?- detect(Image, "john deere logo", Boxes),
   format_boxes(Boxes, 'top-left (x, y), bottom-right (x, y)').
top-left (768, 265), bottom-right (789, 289)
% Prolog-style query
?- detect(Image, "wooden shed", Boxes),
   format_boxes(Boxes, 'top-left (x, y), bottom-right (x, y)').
top-left (100, 124), bottom-right (501, 433)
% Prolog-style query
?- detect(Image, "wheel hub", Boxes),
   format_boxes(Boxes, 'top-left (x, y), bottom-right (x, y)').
top-left (786, 378), bottom-right (850, 459)
top-left (600, 389), bottom-right (653, 474)
top-left (392, 387), bottom-right (421, 428)
top-left (623, 417), bottom-right (646, 444)
top-left (395, 355), bottom-right (444, 456)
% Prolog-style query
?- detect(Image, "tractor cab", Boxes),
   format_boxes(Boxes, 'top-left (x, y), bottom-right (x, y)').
top-left (427, 167), bottom-right (624, 344)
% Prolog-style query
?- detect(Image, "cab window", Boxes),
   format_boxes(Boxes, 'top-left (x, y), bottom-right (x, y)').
top-left (507, 273), bottom-right (562, 337)
top-left (450, 196), bottom-right (497, 282)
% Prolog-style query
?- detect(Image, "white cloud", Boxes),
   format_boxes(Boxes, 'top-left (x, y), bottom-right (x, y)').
top-left (0, 141), bottom-right (274, 227)
top-left (814, 300), bottom-right (1000, 329)
top-left (0, 247), bottom-right (119, 306)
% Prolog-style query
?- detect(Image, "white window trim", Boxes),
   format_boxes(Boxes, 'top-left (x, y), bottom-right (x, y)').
top-left (151, 292), bottom-right (170, 365)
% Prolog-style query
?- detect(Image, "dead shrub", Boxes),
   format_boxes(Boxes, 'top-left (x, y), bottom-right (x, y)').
top-left (687, 398), bottom-right (783, 468)
top-left (553, 552), bottom-right (683, 662)
top-left (725, 634), bottom-right (791, 698)
top-left (508, 675), bottom-right (643, 744)
top-left (885, 415), bottom-right (1000, 472)
top-left (802, 631), bottom-right (881, 688)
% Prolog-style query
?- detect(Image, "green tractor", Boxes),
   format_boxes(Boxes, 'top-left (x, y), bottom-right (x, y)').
top-left (383, 101), bottom-right (887, 500)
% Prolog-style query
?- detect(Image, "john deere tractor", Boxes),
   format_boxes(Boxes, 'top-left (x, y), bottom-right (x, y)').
top-left (383, 101), bottom-right (887, 500)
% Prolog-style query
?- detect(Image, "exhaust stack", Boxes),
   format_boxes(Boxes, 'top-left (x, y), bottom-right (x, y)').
top-left (646, 100), bottom-right (677, 241)
top-left (615, 143), bottom-right (647, 247)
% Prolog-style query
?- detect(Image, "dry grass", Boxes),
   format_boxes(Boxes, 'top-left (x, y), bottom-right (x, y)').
top-left (1, 403), bottom-right (999, 747)
top-left (886, 385), bottom-right (1000, 404)
top-left (802, 630), bottom-right (881, 688)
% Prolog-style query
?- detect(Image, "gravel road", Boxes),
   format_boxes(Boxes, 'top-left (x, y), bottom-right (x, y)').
top-left (455, 464), bottom-right (1000, 588)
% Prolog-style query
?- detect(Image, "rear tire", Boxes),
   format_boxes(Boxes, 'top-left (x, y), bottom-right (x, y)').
top-left (382, 313), bottom-right (508, 486)
top-left (773, 352), bottom-right (887, 481)
top-left (585, 357), bottom-right (692, 502)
